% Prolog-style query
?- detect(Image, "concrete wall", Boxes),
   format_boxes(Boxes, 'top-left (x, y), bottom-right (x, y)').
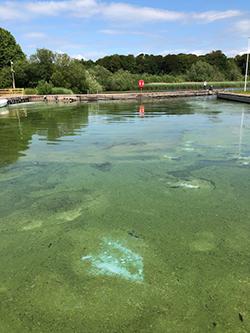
top-left (217, 93), bottom-right (250, 104)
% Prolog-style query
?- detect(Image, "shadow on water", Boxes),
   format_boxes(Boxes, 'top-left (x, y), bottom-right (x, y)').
top-left (0, 97), bottom-right (219, 168)
top-left (0, 104), bottom-right (89, 167)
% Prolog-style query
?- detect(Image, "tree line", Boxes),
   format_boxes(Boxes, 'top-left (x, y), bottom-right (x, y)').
top-left (0, 27), bottom-right (248, 93)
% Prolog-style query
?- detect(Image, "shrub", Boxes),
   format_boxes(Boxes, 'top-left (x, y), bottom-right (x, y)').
top-left (24, 88), bottom-right (37, 95)
top-left (37, 80), bottom-right (53, 95)
top-left (51, 87), bottom-right (73, 94)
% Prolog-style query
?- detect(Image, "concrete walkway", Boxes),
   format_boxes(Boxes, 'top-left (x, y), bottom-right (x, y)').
top-left (217, 92), bottom-right (250, 104)
top-left (2, 90), bottom-right (216, 105)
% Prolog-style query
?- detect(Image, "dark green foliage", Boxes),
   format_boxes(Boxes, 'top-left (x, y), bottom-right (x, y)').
top-left (203, 50), bottom-right (228, 73)
top-left (30, 48), bottom-right (55, 82)
top-left (108, 70), bottom-right (136, 91)
top-left (37, 80), bottom-right (53, 95)
top-left (0, 66), bottom-right (12, 88)
top-left (0, 28), bottom-right (25, 69)
top-left (235, 54), bottom-right (248, 75)
top-left (186, 61), bottom-right (225, 81)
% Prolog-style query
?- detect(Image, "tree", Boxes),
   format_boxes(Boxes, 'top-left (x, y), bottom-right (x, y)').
top-left (51, 57), bottom-right (87, 93)
top-left (0, 28), bottom-right (25, 69)
top-left (30, 48), bottom-right (55, 81)
top-left (108, 70), bottom-right (137, 91)
top-left (88, 65), bottom-right (112, 90)
top-left (0, 67), bottom-right (12, 88)
top-left (186, 60), bottom-right (224, 81)
top-left (203, 50), bottom-right (228, 74)
top-left (85, 71), bottom-right (103, 93)
top-left (37, 80), bottom-right (53, 94)
top-left (226, 59), bottom-right (243, 81)
top-left (235, 54), bottom-right (247, 75)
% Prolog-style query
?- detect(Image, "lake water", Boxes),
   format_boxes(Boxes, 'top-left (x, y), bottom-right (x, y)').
top-left (0, 97), bottom-right (249, 332)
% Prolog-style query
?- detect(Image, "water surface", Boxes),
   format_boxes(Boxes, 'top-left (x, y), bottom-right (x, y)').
top-left (0, 97), bottom-right (249, 332)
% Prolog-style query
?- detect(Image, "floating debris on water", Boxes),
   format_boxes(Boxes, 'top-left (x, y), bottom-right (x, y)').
top-left (81, 238), bottom-right (144, 282)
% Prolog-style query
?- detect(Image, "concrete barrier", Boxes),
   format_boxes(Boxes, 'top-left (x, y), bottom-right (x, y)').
top-left (217, 92), bottom-right (250, 104)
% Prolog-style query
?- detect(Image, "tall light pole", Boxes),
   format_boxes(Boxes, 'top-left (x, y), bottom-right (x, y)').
top-left (10, 60), bottom-right (16, 89)
top-left (244, 37), bottom-right (250, 92)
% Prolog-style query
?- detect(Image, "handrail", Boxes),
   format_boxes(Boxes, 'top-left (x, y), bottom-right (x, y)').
top-left (0, 88), bottom-right (24, 96)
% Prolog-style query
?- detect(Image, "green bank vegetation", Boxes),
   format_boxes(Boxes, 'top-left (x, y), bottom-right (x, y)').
top-left (234, 90), bottom-right (250, 95)
top-left (0, 27), bottom-right (248, 94)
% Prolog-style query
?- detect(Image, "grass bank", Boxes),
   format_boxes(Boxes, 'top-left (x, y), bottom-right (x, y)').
top-left (233, 90), bottom-right (250, 95)
top-left (143, 81), bottom-right (245, 91)
top-left (24, 81), bottom-right (245, 95)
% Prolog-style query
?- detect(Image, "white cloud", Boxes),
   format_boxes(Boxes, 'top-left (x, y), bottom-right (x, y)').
top-left (0, 3), bottom-right (25, 20)
top-left (234, 20), bottom-right (250, 36)
top-left (26, 0), bottom-right (98, 17)
top-left (99, 29), bottom-right (160, 38)
top-left (0, 0), bottom-right (243, 24)
top-left (70, 50), bottom-right (108, 59)
top-left (225, 49), bottom-right (247, 56)
top-left (193, 10), bottom-right (241, 23)
top-left (102, 3), bottom-right (184, 22)
top-left (72, 54), bottom-right (86, 60)
top-left (24, 32), bottom-right (47, 39)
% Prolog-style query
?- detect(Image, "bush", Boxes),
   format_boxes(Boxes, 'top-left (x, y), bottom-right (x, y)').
top-left (108, 70), bottom-right (137, 91)
top-left (51, 87), bottom-right (73, 94)
top-left (37, 80), bottom-right (53, 95)
top-left (24, 88), bottom-right (37, 95)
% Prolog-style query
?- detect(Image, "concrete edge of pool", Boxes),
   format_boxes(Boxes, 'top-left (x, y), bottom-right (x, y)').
top-left (2, 89), bottom-right (216, 105)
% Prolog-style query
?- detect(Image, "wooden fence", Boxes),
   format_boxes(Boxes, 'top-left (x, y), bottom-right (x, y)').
top-left (0, 88), bottom-right (24, 96)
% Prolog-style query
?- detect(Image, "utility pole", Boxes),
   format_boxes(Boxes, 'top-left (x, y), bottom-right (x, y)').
top-left (244, 37), bottom-right (250, 92)
top-left (10, 60), bottom-right (16, 89)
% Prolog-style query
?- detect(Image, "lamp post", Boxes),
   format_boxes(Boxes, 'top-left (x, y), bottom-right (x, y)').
top-left (10, 60), bottom-right (16, 89)
top-left (244, 37), bottom-right (250, 92)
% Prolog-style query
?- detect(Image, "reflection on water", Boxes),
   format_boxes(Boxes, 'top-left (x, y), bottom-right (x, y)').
top-left (0, 97), bottom-right (250, 332)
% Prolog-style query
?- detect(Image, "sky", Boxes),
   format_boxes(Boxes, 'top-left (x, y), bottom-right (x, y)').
top-left (0, 0), bottom-right (250, 60)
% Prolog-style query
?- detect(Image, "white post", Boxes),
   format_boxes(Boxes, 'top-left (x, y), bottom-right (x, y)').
top-left (244, 37), bottom-right (250, 92)
top-left (10, 60), bottom-right (16, 89)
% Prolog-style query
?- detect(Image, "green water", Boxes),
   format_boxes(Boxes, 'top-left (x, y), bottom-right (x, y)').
top-left (0, 97), bottom-right (249, 332)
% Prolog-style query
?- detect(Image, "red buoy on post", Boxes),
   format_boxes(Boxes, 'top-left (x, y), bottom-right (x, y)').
top-left (138, 80), bottom-right (144, 93)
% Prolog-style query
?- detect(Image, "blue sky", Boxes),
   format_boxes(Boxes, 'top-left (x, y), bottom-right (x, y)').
top-left (0, 0), bottom-right (249, 60)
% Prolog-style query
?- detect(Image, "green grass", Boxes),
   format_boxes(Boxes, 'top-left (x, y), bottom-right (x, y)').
top-left (25, 87), bottom-right (73, 95)
top-left (143, 81), bottom-right (245, 91)
top-left (24, 82), bottom-right (245, 95)
top-left (233, 90), bottom-right (250, 95)
top-left (51, 87), bottom-right (73, 95)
